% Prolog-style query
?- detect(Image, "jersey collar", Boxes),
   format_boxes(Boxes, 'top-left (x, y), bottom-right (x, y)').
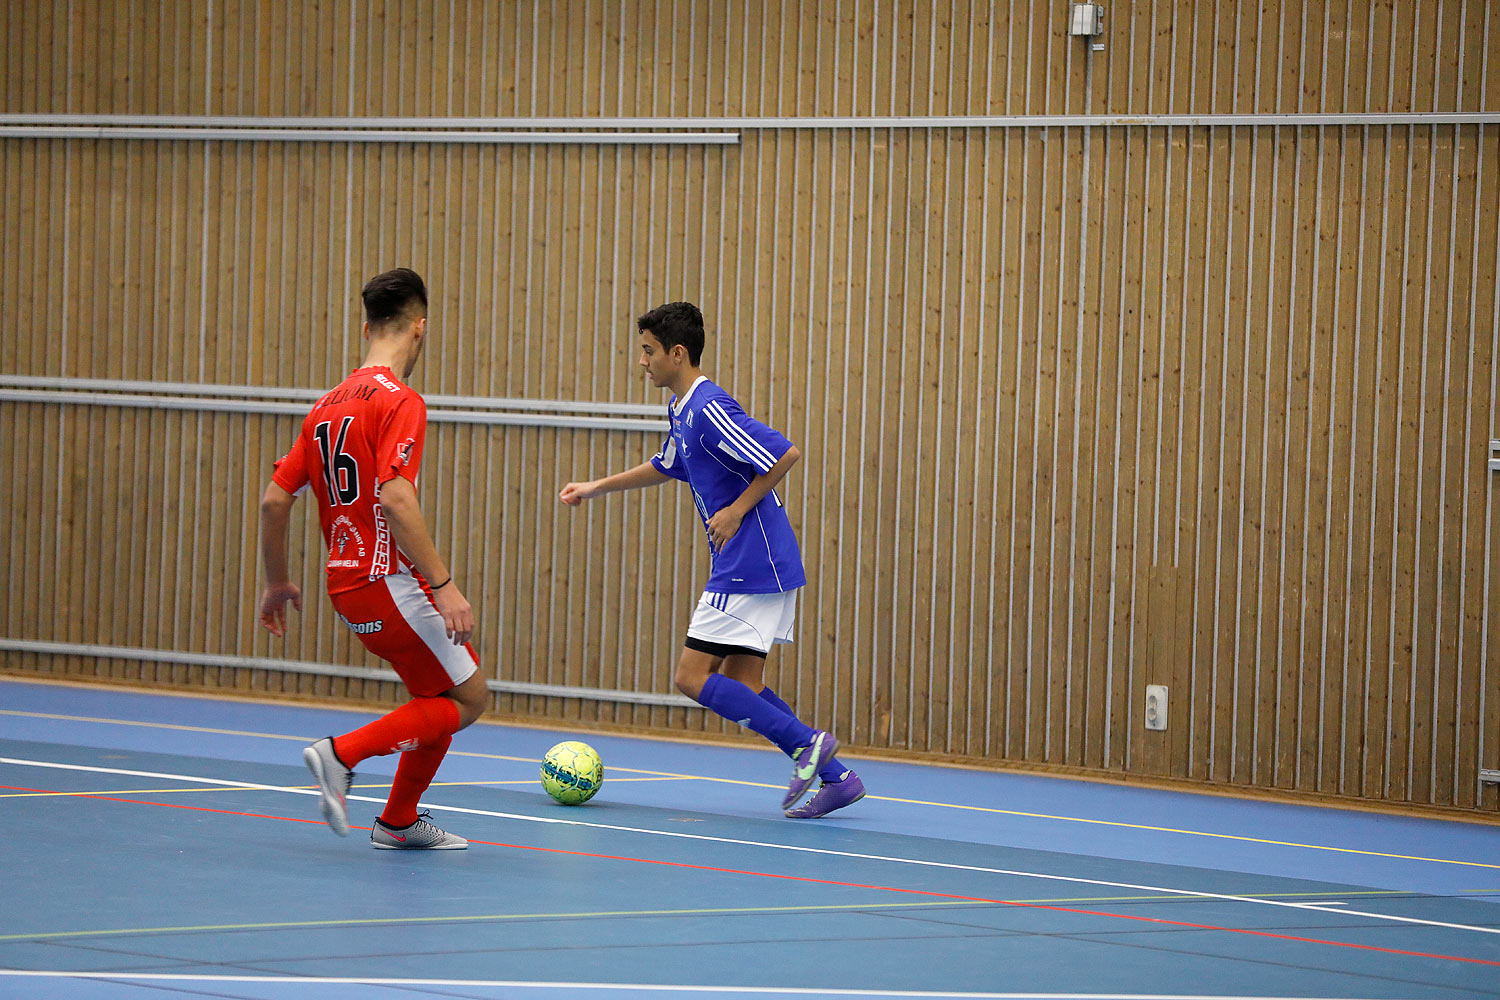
top-left (672, 375), bottom-right (710, 415)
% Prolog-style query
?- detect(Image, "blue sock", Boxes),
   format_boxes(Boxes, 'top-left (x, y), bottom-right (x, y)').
top-left (698, 674), bottom-right (815, 752)
top-left (759, 686), bottom-right (848, 783)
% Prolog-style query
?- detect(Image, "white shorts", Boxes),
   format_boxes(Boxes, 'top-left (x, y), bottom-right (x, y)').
top-left (685, 589), bottom-right (799, 655)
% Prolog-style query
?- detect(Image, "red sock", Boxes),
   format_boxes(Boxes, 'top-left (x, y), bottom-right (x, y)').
top-left (333, 696), bottom-right (460, 767)
top-left (380, 735), bottom-right (451, 829)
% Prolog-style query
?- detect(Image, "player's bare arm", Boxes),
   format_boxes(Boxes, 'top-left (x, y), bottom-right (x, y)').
top-left (378, 476), bottom-right (474, 646)
top-left (706, 444), bottom-right (800, 550)
top-left (559, 461), bottom-right (670, 505)
top-left (258, 482), bottom-right (304, 637)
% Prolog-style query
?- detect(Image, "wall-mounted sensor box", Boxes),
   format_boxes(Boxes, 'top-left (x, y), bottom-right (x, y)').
top-left (1069, 4), bottom-right (1105, 37)
top-left (1145, 684), bottom-right (1168, 731)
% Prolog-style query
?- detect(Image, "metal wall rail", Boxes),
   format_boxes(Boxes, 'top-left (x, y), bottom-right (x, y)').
top-left (0, 639), bottom-right (699, 708)
top-left (0, 389), bottom-right (667, 432)
top-left (0, 125), bottom-right (739, 145)
top-left (0, 375), bottom-right (664, 418)
top-left (1, 112), bottom-right (1495, 129)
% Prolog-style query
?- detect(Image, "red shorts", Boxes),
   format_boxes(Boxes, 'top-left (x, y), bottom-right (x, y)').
top-left (329, 573), bottom-right (479, 698)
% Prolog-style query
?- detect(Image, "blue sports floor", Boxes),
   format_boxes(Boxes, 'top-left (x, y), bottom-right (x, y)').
top-left (1, 677), bottom-right (1498, 1000)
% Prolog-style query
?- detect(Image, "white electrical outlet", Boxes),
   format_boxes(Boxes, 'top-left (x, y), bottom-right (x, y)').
top-left (1145, 685), bottom-right (1168, 731)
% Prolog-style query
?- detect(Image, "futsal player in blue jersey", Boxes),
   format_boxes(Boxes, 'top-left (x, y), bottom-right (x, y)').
top-left (559, 302), bottom-right (865, 818)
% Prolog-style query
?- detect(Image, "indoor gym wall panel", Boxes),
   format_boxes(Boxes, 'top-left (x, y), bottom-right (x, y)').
top-left (2, 1), bottom-right (1496, 815)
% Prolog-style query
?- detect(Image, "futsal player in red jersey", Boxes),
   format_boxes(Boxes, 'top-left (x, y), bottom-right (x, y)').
top-left (257, 268), bottom-right (486, 850)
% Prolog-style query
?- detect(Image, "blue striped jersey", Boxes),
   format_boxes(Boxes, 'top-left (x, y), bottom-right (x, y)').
top-left (649, 377), bottom-right (806, 594)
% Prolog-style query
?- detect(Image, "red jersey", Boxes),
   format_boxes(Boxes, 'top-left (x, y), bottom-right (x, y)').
top-left (272, 366), bottom-right (428, 595)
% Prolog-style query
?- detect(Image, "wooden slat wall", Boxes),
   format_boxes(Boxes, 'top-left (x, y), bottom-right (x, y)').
top-left (2, 1), bottom-right (1497, 813)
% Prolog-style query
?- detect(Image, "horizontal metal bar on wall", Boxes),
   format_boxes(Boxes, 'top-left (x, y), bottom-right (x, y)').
top-left (0, 388), bottom-right (668, 432)
top-left (0, 375), bottom-right (664, 418)
top-left (0, 125), bottom-right (739, 145)
top-left (0, 639), bottom-right (700, 708)
top-left (1, 112), bottom-right (1495, 129)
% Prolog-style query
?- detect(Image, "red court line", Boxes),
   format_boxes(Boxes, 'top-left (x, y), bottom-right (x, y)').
top-left (468, 838), bottom-right (1500, 968)
top-left (10, 782), bottom-right (1500, 969)
top-left (0, 784), bottom-right (343, 830)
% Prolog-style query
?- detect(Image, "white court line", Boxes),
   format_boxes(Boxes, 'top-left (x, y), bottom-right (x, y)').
top-left (0, 758), bottom-right (326, 797)
top-left (4, 756), bottom-right (1499, 941)
top-left (0, 972), bottom-right (1388, 999)
top-left (5, 707), bottom-right (1496, 874)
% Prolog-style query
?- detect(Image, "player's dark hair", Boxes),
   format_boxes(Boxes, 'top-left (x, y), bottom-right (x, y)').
top-left (637, 301), bottom-right (705, 366)
top-left (361, 268), bottom-right (428, 328)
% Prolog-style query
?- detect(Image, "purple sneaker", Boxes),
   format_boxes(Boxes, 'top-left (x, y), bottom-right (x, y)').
top-left (785, 771), bottom-right (866, 818)
top-left (781, 731), bottom-right (839, 809)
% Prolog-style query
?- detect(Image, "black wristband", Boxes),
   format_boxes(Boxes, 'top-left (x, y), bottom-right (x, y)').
top-left (430, 576), bottom-right (452, 592)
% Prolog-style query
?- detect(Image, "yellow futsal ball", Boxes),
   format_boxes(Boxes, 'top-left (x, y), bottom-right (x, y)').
top-left (540, 740), bottom-right (604, 805)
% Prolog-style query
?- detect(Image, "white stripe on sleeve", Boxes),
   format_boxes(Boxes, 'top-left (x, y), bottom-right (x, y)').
top-left (704, 401), bottom-right (779, 471)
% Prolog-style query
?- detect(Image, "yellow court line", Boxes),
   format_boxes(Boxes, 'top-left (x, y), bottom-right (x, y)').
top-left (0, 710), bottom-right (688, 777)
top-left (3, 708), bottom-right (1494, 871)
top-left (0, 775), bottom-right (696, 799)
top-left (0, 710), bottom-right (314, 743)
top-left (0, 900), bottom-right (985, 942)
top-left (0, 887), bottom-right (1433, 944)
top-left (861, 792), bottom-right (1500, 871)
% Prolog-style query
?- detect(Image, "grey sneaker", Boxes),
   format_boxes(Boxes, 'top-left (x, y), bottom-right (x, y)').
top-left (371, 811), bottom-right (468, 850)
top-left (782, 731), bottom-right (839, 809)
top-left (302, 737), bottom-right (352, 837)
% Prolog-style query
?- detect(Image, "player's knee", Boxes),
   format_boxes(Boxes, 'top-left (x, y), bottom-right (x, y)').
top-left (449, 672), bottom-right (489, 729)
top-left (456, 695), bottom-right (486, 729)
top-left (460, 688), bottom-right (488, 728)
top-left (674, 658), bottom-right (709, 701)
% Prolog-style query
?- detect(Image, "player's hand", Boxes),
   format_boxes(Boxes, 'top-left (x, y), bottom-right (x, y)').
top-left (706, 506), bottom-right (744, 551)
top-left (559, 480), bottom-right (599, 506)
top-left (258, 582), bottom-right (302, 637)
top-left (433, 583), bottom-right (474, 645)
